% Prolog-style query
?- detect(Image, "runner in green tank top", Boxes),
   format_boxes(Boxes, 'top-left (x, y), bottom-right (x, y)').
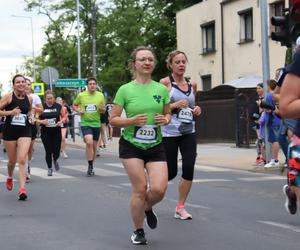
top-left (113, 80), bottom-right (169, 150)
top-left (72, 77), bottom-right (106, 176)
top-left (110, 47), bottom-right (171, 245)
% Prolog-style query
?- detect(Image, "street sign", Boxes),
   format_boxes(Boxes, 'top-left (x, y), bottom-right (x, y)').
top-left (55, 79), bottom-right (86, 87)
top-left (31, 82), bottom-right (45, 96)
top-left (41, 67), bottom-right (59, 90)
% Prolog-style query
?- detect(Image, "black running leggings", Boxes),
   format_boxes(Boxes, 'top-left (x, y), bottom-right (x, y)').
top-left (162, 133), bottom-right (197, 181)
top-left (41, 128), bottom-right (62, 169)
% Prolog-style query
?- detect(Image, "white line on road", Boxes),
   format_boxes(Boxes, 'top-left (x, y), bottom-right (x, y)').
top-left (238, 176), bottom-right (286, 182)
top-left (0, 168), bottom-right (75, 182)
top-left (258, 220), bottom-right (300, 233)
top-left (31, 168), bottom-right (75, 179)
top-left (105, 163), bottom-right (124, 169)
top-left (63, 165), bottom-right (126, 176)
top-left (193, 178), bottom-right (232, 183)
top-left (107, 184), bottom-right (124, 189)
top-left (194, 164), bottom-right (233, 172)
top-left (164, 197), bottom-right (210, 210)
top-left (0, 173), bottom-right (6, 182)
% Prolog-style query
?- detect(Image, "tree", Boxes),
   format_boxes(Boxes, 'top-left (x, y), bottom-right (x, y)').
top-left (23, 0), bottom-right (202, 97)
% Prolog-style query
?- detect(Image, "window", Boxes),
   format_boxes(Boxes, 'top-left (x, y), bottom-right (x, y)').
top-left (269, 1), bottom-right (285, 33)
top-left (239, 8), bottom-right (253, 43)
top-left (201, 21), bottom-right (216, 54)
top-left (201, 75), bottom-right (212, 91)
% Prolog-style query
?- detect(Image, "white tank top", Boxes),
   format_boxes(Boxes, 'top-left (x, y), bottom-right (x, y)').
top-left (161, 75), bottom-right (195, 137)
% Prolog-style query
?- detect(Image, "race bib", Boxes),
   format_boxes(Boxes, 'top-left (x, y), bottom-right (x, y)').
top-left (85, 104), bottom-right (97, 113)
top-left (133, 125), bottom-right (158, 144)
top-left (177, 108), bottom-right (193, 123)
top-left (11, 114), bottom-right (27, 126)
top-left (46, 118), bottom-right (56, 127)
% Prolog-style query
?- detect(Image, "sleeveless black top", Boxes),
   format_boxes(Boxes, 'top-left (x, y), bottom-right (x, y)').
top-left (4, 92), bottom-right (30, 127)
top-left (40, 102), bottom-right (62, 130)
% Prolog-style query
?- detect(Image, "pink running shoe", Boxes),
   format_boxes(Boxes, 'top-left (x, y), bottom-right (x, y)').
top-left (18, 187), bottom-right (28, 201)
top-left (174, 205), bottom-right (192, 220)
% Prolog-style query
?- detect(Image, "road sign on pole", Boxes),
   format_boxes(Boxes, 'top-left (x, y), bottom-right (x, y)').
top-left (31, 82), bottom-right (45, 96)
top-left (55, 79), bottom-right (86, 87)
top-left (41, 67), bottom-right (59, 90)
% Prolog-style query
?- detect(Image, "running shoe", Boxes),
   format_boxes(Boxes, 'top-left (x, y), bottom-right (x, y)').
top-left (145, 208), bottom-right (158, 229)
top-left (96, 149), bottom-right (100, 157)
top-left (18, 187), bottom-right (27, 201)
top-left (6, 178), bottom-right (13, 191)
top-left (53, 160), bottom-right (60, 171)
top-left (257, 157), bottom-right (265, 165)
top-left (87, 165), bottom-right (95, 176)
top-left (61, 151), bottom-right (68, 159)
top-left (48, 168), bottom-right (53, 176)
top-left (264, 159), bottom-right (280, 168)
top-left (174, 205), bottom-right (192, 220)
top-left (131, 229), bottom-right (147, 245)
top-left (26, 175), bottom-right (31, 183)
top-left (254, 156), bottom-right (260, 165)
top-left (283, 184), bottom-right (297, 215)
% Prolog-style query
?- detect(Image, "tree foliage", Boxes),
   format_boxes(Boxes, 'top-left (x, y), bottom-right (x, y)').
top-left (24, 0), bottom-right (202, 99)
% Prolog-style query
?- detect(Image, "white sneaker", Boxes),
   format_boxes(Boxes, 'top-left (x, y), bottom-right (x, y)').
top-left (264, 160), bottom-right (280, 168)
top-left (61, 151), bottom-right (68, 159)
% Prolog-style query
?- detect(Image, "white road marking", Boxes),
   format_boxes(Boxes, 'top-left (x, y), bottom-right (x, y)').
top-left (164, 197), bottom-right (210, 210)
top-left (105, 163), bottom-right (124, 169)
top-left (195, 164), bottom-right (232, 172)
top-left (63, 165), bottom-right (126, 176)
top-left (107, 184), bottom-right (123, 189)
top-left (0, 173), bottom-right (6, 182)
top-left (193, 178), bottom-right (232, 183)
top-left (238, 176), bottom-right (286, 182)
top-left (120, 183), bottom-right (131, 187)
top-left (30, 168), bottom-right (75, 179)
top-left (258, 220), bottom-right (300, 233)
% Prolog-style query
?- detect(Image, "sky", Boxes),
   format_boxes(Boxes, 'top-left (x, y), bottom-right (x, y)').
top-left (0, 0), bottom-right (48, 93)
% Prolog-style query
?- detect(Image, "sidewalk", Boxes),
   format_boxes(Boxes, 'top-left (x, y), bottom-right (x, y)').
top-left (65, 135), bottom-right (286, 174)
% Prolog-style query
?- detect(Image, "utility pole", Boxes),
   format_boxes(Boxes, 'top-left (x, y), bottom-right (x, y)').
top-left (76, 0), bottom-right (81, 79)
top-left (92, 1), bottom-right (97, 77)
top-left (260, 0), bottom-right (271, 162)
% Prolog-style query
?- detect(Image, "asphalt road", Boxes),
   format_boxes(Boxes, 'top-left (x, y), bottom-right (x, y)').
top-left (0, 143), bottom-right (299, 250)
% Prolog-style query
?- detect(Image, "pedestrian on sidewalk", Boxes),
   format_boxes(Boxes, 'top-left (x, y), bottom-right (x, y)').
top-left (110, 46), bottom-right (171, 245)
top-left (36, 90), bottom-right (67, 176)
top-left (262, 79), bottom-right (281, 168)
top-left (160, 50), bottom-right (201, 220)
top-left (72, 77), bottom-right (106, 176)
top-left (279, 43), bottom-right (300, 215)
top-left (250, 83), bottom-right (265, 165)
top-left (0, 74), bottom-right (34, 200)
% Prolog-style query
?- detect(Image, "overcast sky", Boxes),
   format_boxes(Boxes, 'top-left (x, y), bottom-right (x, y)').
top-left (0, 0), bottom-right (48, 92)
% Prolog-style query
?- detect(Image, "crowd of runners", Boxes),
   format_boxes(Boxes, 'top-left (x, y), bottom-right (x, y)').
top-left (0, 46), bottom-right (300, 245)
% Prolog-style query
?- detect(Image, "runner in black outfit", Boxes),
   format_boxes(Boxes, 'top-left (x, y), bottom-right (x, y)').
top-left (0, 74), bottom-right (34, 200)
top-left (36, 90), bottom-right (67, 176)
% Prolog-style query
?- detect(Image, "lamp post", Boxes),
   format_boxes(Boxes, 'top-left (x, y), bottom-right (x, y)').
top-left (11, 15), bottom-right (36, 82)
